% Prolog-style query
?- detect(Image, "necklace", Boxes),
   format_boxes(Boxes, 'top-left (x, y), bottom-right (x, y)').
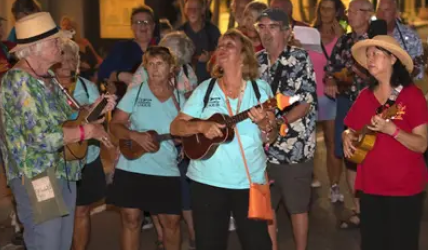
top-left (221, 78), bottom-right (246, 98)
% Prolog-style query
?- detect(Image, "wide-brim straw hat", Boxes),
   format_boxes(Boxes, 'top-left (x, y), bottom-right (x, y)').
top-left (351, 35), bottom-right (414, 73)
top-left (10, 12), bottom-right (61, 53)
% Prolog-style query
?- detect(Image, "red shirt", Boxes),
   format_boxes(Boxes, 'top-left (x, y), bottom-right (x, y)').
top-left (344, 85), bottom-right (428, 196)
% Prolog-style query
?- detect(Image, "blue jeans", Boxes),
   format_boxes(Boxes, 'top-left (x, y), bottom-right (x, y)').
top-left (10, 178), bottom-right (76, 250)
top-left (334, 95), bottom-right (353, 158)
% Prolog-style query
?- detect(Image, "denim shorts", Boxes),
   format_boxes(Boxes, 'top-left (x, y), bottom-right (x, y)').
top-left (317, 95), bottom-right (336, 121)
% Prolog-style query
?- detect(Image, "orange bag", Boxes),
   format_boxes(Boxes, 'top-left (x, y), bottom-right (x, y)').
top-left (248, 180), bottom-right (273, 220)
top-left (235, 128), bottom-right (273, 221)
top-left (223, 84), bottom-right (273, 221)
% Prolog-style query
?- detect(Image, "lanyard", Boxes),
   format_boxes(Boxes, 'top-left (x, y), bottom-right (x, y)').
top-left (220, 79), bottom-right (246, 116)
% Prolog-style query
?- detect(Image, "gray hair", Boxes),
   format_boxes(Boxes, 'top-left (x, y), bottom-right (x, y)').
top-left (159, 31), bottom-right (195, 65)
top-left (15, 40), bottom-right (49, 59)
top-left (61, 38), bottom-right (80, 72)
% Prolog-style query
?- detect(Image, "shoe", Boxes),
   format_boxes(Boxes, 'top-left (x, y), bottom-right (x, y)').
top-left (228, 216), bottom-right (236, 231)
top-left (330, 184), bottom-right (344, 203)
top-left (142, 217), bottom-right (153, 230)
top-left (311, 179), bottom-right (321, 188)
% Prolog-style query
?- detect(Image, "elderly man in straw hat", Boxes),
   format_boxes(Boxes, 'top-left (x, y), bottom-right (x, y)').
top-left (0, 12), bottom-right (116, 250)
top-left (343, 35), bottom-right (428, 250)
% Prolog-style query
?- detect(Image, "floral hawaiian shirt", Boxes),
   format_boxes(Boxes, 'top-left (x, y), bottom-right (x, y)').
top-left (0, 69), bottom-right (83, 182)
top-left (258, 46), bottom-right (317, 164)
top-left (324, 32), bottom-right (370, 101)
top-left (393, 22), bottom-right (424, 79)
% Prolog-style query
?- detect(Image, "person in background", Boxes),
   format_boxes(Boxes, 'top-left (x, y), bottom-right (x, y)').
top-left (229, 0), bottom-right (254, 29)
top-left (308, 0), bottom-right (345, 200)
top-left (53, 38), bottom-right (115, 250)
top-left (375, 0), bottom-right (424, 79)
top-left (256, 8), bottom-right (317, 250)
top-left (0, 17), bottom-right (16, 75)
top-left (239, 1), bottom-right (267, 53)
top-left (324, 0), bottom-right (373, 229)
top-left (98, 5), bottom-right (158, 95)
top-left (129, 31), bottom-right (197, 98)
top-left (159, 18), bottom-right (173, 39)
top-left (345, 35), bottom-right (427, 250)
top-left (171, 29), bottom-right (275, 250)
top-left (7, 0), bottom-right (41, 42)
top-left (60, 16), bottom-right (103, 81)
top-left (269, 0), bottom-right (309, 28)
top-left (179, 0), bottom-right (220, 83)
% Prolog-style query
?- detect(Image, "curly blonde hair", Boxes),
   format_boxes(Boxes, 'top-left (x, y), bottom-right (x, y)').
top-left (211, 29), bottom-right (259, 80)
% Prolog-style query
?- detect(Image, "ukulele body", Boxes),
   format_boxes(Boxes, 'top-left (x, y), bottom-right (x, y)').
top-left (62, 109), bottom-right (90, 161)
top-left (119, 130), bottom-right (161, 160)
top-left (182, 113), bottom-right (235, 160)
top-left (348, 130), bottom-right (377, 164)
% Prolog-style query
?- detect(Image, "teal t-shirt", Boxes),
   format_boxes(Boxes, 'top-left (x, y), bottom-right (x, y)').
top-left (72, 77), bottom-right (101, 164)
top-left (182, 78), bottom-right (273, 189)
top-left (116, 83), bottom-right (184, 176)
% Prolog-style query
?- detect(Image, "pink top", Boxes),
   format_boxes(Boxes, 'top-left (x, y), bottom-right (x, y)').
top-left (308, 37), bottom-right (338, 97)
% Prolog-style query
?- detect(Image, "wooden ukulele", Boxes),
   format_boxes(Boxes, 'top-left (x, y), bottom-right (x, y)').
top-left (119, 130), bottom-right (173, 160)
top-left (62, 98), bottom-right (108, 161)
top-left (347, 104), bottom-right (399, 164)
top-left (333, 67), bottom-right (354, 93)
top-left (182, 94), bottom-right (300, 160)
top-left (55, 79), bottom-right (109, 161)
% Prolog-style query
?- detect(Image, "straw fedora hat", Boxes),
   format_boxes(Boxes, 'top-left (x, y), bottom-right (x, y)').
top-left (351, 35), bottom-right (414, 73)
top-left (10, 12), bottom-right (61, 53)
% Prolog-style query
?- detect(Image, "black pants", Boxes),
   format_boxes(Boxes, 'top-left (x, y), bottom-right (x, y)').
top-left (191, 181), bottom-right (272, 250)
top-left (360, 192), bottom-right (425, 250)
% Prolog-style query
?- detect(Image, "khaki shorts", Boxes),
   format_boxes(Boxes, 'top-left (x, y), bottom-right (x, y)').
top-left (268, 160), bottom-right (313, 214)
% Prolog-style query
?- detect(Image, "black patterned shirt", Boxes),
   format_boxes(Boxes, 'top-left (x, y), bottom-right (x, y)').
top-left (257, 46), bottom-right (317, 164)
top-left (324, 32), bottom-right (370, 101)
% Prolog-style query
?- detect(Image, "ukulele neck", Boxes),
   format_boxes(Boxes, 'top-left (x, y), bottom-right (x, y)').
top-left (224, 103), bottom-right (263, 127)
top-left (157, 134), bottom-right (172, 141)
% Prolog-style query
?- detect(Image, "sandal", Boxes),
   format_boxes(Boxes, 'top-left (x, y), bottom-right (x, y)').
top-left (155, 240), bottom-right (165, 250)
top-left (338, 211), bottom-right (360, 230)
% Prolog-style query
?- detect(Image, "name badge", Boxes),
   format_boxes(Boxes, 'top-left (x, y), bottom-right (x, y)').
top-left (32, 176), bottom-right (55, 202)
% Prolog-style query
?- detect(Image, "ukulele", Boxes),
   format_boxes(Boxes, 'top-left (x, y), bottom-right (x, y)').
top-left (119, 130), bottom-right (173, 160)
top-left (56, 80), bottom-right (109, 161)
top-left (182, 94), bottom-right (300, 160)
top-left (333, 67), bottom-right (354, 93)
top-left (347, 104), bottom-right (399, 164)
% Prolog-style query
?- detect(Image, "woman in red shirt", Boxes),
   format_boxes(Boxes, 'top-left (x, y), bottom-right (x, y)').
top-left (343, 35), bottom-right (428, 250)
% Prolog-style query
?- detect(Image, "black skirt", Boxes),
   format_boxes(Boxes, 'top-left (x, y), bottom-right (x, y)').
top-left (106, 169), bottom-right (182, 215)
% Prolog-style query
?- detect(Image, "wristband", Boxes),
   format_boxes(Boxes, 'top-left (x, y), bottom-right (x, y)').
top-left (79, 125), bottom-right (85, 142)
top-left (392, 127), bottom-right (400, 139)
top-left (281, 115), bottom-right (289, 125)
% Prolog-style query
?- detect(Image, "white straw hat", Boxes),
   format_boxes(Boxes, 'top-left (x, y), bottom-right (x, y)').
top-left (10, 12), bottom-right (61, 53)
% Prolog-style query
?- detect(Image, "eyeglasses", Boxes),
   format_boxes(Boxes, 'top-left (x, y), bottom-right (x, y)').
top-left (132, 20), bottom-right (152, 26)
top-left (345, 9), bottom-right (372, 15)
